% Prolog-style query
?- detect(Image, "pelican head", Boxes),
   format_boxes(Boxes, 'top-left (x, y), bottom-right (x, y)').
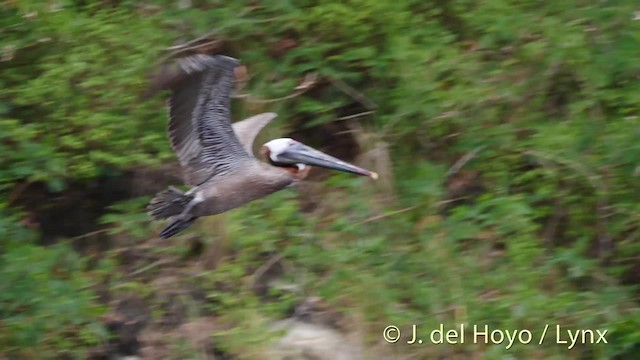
top-left (261, 138), bottom-right (378, 180)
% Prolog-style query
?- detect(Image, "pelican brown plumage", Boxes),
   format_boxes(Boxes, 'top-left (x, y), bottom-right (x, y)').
top-left (146, 54), bottom-right (378, 238)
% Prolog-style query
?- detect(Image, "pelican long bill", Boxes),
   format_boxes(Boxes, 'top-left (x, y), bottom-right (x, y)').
top-left (276, 142), bottom-right (378, 179)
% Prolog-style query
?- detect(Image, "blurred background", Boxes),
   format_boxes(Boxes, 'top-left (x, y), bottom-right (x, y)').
top-left (1, 1), bottom-right (640, 359)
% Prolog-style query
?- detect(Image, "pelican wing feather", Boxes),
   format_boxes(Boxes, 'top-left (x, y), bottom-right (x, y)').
top-left (231, 112), bottom-right (278, 157)
top-left (154, 54), bottom-right (251, 186)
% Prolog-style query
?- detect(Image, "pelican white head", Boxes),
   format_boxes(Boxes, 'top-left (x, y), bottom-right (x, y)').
top-left (263, 138), bottom-right (296, 163)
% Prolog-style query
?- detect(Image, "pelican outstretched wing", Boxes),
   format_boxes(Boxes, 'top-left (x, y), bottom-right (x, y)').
top-left (232, 112), bottom-right (278, 157)
top-left (151, 54), bottom-right (251, 186)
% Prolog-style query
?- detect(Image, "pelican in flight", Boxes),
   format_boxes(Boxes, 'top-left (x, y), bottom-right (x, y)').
top-left (146, 54), bottom-right (378, 238)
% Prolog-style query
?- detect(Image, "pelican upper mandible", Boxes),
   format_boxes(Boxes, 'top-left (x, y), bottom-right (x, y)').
top-left (146, 54), bottom-right (378, 239)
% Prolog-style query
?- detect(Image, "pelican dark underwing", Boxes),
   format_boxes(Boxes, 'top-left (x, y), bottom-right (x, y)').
top-left (146, 54), bottom-right (378, 239)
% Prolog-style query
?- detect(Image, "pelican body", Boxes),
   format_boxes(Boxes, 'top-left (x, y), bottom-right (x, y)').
top-left (146, 55), bottom-right (377, 238)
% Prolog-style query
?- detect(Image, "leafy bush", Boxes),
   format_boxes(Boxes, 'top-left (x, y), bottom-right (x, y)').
top-left (0, 242), bottom-right (107, 357)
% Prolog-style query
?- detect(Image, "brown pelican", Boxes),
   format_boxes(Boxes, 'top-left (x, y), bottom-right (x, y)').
top-left (146, 54), bottom-right (378, 238)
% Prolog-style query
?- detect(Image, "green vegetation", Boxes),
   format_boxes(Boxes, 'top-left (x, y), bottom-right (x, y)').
top-left (1, 0), bottom-right (639, 358)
